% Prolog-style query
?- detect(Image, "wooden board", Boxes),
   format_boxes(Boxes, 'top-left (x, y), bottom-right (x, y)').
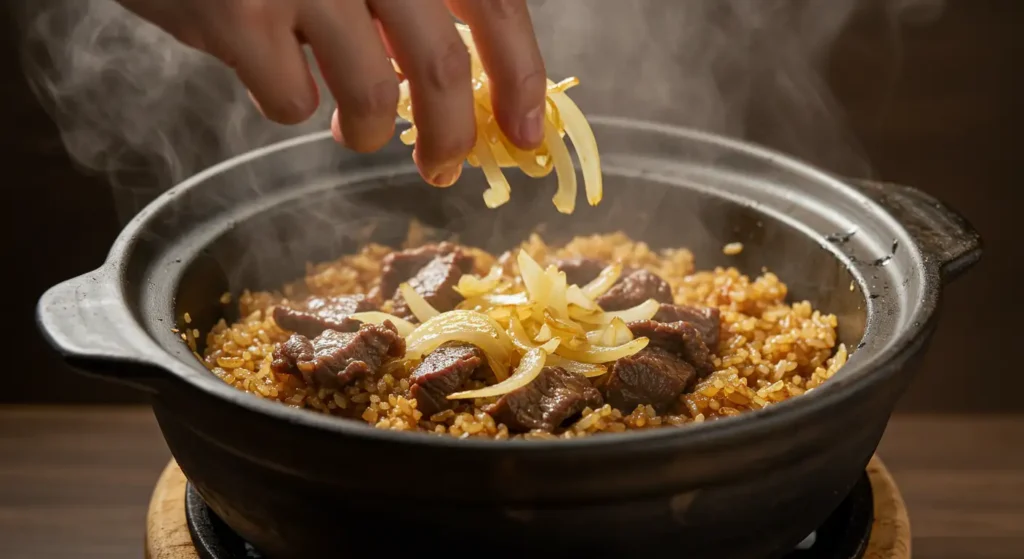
top-left (145, 455), bottom-right (911, 559)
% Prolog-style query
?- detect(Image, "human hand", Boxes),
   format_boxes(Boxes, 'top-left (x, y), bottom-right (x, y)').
top-left (116, 0), bottom-right (547, 186)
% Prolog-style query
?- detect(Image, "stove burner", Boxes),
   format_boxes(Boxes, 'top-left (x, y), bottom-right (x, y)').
top-left (185, 473), bottom-right (873, 559)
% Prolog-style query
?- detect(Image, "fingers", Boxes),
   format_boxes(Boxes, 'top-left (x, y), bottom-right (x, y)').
top-left (298, 1), bottom-right (399, 153)
top-left (370, 0), bottom-right (475, 186)
top-left (187, 2), bottom-right (319, 125)
top-left (447, 0), bottom-right (546, 149)
top-left (233, 32), bottom-right (320, 125)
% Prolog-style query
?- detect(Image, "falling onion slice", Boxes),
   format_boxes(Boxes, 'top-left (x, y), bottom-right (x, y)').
top-left (392, 23), bottom-right (601, 214)
top-left (473, 127), bottom-right (512, 207)
top-left (398, 283), bottom-right (439, 323)
top-left (348, 312), bottom-right (416, 337)
top-left (447, 340), bottom-right (560, 400)
top-left (545, 107), bottom-right (578, 215)
top-left (548, 79), bottom-right (603, 207)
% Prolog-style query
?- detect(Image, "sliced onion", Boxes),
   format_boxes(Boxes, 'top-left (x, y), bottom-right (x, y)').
top-left (517, 250), bottom-right (551, 314)
top-left (448, 344), bottom-right (552, 400)
top-left (568, 305), bottom-right (604, 323)
top-left (508, 315), bottom-right (538, 353)
top-left (484, 117), bottom-right (551, 177)
top-left (484, 306), bottom-right (515, 324)
top-left (586, 317), bottom-right (634, 347)
top-left (399, 282), bottom-right (439, 323)
top-left (455, 265), bottom-right (503, 298)
top-left (575, 298), bottom-right (661, 326)
top-left (566, 284), bottom-right (598, 311)
top-left (348, 312), bottom-right (416, 337)
top-left (535, 323), bottom-right (554, 343)
top-left (544, 265), bottom-right (570, 319)
top-left (549, 85), bottom-right (602, 207)
top-left (394, 24), bottom-right (599, 215)
top-left (405, 310), bottom-right (514, 381)
top-left (459, 292), bottom-right (530, 311)
top-left (545, 110), bottom-right (577, 215)
top-left (555, 336), bottom-right (649, 364)
top-left (544, 309), bottom-right (586, 337)
top-left (601, 298), bottom-right (661, 323)
top-left (546, 354), bottom-right (609, 378)
top-left (474, 129), bottom-right (512, 206)
top-left (581, 263), bottom-right (623, 298)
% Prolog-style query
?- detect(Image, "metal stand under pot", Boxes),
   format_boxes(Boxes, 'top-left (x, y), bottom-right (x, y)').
top-left (145, 455), bottom-right (911, 559)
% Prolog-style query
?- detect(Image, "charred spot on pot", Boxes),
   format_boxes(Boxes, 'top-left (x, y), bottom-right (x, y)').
top-left (869, 294), bottom-right (880, 300)
top-left (825, 229), bottom-right (857, 244)
top-left (872, 254), bottom-right (893, 266)
top-left (891, 239), bottom-right (899, 254)
top-left (856, 342), bottom-right (866, 349)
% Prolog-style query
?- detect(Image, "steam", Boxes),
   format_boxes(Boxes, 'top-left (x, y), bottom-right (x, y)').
top-left (16, 0), bottom-right (331, 220)
top-left (529, 0), bottom-right (945, 177)
top-left (16, 0), bottom-right (946, 222)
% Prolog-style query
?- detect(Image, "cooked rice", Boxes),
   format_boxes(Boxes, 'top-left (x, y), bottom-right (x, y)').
top-left (198, 232), bottom-right (846, 440)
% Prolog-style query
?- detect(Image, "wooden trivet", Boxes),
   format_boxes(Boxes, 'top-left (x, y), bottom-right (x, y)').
top-left (145, 455), bottom-right (911, 559)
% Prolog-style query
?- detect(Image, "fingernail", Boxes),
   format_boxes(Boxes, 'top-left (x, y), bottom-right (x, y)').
top-left (248, 90), bottom-right (265, 117)
top-left (518, 105), bottom-right (545, 147)
top-left (330, 109), bottom-right (345, 145)
top-left (431, 166), bottom-right (462, 188)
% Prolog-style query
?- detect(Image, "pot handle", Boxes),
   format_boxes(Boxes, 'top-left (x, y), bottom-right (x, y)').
top-left (36, 266), bottom-right (163, 389)
top-left (850, 179), bottom-right (982, 283)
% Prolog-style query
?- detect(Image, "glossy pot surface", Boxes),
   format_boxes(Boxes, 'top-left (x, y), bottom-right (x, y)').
top-left (38, 118), bottom-right (980, 558)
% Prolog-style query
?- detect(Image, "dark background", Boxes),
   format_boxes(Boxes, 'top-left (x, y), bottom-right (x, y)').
top-left (0, 0), bottom-right (1019, 410)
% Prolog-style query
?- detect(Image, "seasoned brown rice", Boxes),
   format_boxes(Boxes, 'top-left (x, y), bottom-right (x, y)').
top-left (197, 232), bottom-right (846, 440)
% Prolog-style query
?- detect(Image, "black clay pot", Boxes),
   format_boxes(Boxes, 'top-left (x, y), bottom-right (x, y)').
top-left (37, 118), bottom-right (980, 559)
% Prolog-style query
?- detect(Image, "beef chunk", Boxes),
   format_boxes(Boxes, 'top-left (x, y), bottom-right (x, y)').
top-left (603, 346), bottom-right (697, 413)
top-left (410, 342), bottom-right (484, 416)
top-left (377, 242), bottom-right (469, 301)
top-left (391, 251), bottom-right (475, 319)
top-left (272, 295), bottom-right (377, 338)
top-left (484, 367), bottom-right (603, 433)
top-left (651, 304), bottom-right (722, 350)
top-left (555, 257), bottom-right (607, 286)
top-left (271, 322), bottom-right (405, 390)
top-left (627, 320), bottom-right (715, 377)
top-left (595, 269), bottom-right (674, 311)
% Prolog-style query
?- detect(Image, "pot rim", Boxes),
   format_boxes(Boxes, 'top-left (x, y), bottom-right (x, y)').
top-left (51, 116), bottom-right (949, 453)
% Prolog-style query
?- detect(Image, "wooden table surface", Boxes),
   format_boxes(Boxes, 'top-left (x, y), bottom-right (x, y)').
top-left (1, 407), bottom-right (1022, 559)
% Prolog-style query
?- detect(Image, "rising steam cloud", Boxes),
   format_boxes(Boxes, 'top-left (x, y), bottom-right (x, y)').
top-left (17, 0), bottom-right (945, 222)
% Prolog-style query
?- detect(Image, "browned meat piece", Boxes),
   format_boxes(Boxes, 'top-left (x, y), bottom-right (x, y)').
top-left (376, 242), bottom-right (467, 302)
top-left (627, 319), bottom-right (715, 377)
top-left (391, 251), bottom-right (475, 319)
top-left (409, 342), bottom-right (484, 416)
top-left (595, 269), bottom-right (674, 311)
top-left (603, 346), bottom-right (697, 413)
top-left (484, 367), bottom-right (603, 433)
top-left (270, 322), bottom-right (405, 390)
top-left (272, 295), bottom-right (377, 338)
top-left (652, 304), bottom-right (722, 349)
top-left (554, 257), bottom-right (607, 286)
